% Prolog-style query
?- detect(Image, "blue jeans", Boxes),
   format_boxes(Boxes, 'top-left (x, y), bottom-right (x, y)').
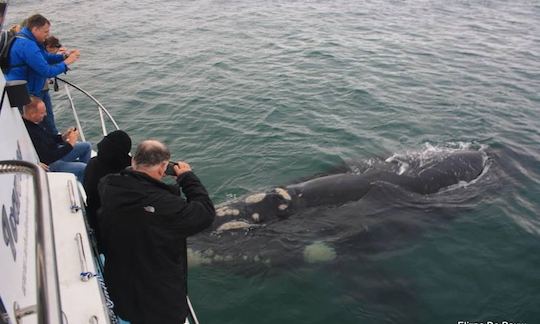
top-left (39, 90), bottom-right (59, 135)
top-left (48, 142), bottom-right (92, 183)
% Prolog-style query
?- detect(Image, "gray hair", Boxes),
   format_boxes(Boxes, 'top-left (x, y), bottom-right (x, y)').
top-left (133, 140), bottom-right (170, 167)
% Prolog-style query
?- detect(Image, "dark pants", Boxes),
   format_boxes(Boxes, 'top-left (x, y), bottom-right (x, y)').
top-left (39, 90), bottom-right (59, 135)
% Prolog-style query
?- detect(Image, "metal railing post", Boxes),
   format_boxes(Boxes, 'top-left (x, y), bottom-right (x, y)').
top-left (55, 77), bottom-right (120, 133)
top-left (64, 85), bottom-right (87, 142)
top-left (0, 160), bottom-right (63, 324)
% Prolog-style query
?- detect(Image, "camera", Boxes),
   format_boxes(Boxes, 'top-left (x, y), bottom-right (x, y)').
top-left (165, 162), bottom-right (178, 176)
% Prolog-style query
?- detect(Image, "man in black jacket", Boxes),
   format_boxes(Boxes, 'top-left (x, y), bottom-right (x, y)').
top-left (98, 140), bottom-right (215, 324)
top-left (22, 96), bottom-right (91, 182)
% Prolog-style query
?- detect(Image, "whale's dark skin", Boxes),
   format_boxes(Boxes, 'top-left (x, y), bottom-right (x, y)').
top-left (213, 150), bottom-right (485, 231)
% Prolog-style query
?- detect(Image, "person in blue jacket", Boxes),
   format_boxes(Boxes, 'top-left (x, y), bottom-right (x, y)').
top-left (5, 14), bottom-right (80, 134)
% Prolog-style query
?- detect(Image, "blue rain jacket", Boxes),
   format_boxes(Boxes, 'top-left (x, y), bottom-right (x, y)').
top-left (5, 27), bottom-right (67, 96)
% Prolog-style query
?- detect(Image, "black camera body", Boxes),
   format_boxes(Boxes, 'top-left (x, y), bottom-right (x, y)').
top-left (165, 162), bottom-right (178, 176)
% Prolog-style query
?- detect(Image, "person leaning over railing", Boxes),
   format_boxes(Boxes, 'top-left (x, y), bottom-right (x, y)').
top-left (22, 96), bottom-right (91, 182)
top-left (41, 35), bottom-right (67, 133)
top-left (98, 140), bottom-right (215, 324)
top-left (5, 13), bottom-right (80, 135)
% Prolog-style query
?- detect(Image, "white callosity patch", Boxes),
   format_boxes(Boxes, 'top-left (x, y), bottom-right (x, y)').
top-left (216, 207), bottom-right (240, 217)
top-left (278, 204), bottom-right (288, 210)
top-left (187, 248), bottom-right (213, 267)
top-left (216, 220), bottom-right (252, 232)
top-left (274, 188), bottom-right (291, 201)
top-left (188, 248), bottom-right (271, 266)
top-left (187, 249), bottom-right (234, 266)
top-left (251, 213), bottom-right (260, 222)
top-left (398, 162), bottom-right (409, 175)
top-left (303, 241), bottom-right (337, 263)
top-left (245, 192), bottom-right (266, 204)
top-left (212, 254), bottom-right (234, 262)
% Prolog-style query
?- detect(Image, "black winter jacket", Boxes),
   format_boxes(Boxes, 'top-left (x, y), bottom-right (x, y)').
top-left (98, 169), bottom-right (215, 324)
top-left (83, 130), bottom-right (132, 253)
top-left (23, 118), bottom-right (72, 164)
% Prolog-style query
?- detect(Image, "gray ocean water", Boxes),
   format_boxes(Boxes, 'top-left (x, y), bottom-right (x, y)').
top-left (6, 0), bottom-right (540, 323)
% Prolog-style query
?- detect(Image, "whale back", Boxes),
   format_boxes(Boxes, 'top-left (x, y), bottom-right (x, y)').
top-left (388, 150), bottom-right (485, 194)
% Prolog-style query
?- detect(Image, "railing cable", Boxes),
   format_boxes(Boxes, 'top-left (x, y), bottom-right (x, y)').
top-left (55, 77), bottom-right (120, 135)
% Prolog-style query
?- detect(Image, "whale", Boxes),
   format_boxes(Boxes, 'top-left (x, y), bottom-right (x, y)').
top-left (211, 150), bottom-right (486, 233)
top-left (187, 148), bottom-right (493, 322)
top-left (187, 147), bottom-right (492, 317)
top-left (187, 148), bottom-right (490, 269)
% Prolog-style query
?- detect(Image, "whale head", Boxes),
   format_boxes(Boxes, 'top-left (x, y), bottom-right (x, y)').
top-left (214, 187), bottom-right (295, 232)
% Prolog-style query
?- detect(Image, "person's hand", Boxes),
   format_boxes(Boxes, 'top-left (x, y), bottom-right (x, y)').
top-left (64, 49), bottom-right (80, 65)
top-left (62, 127), bottom-right (78, 145)
top-left (39, 162), bottom-right (49, 171)
top-left (67, 129), bottom-right (79, 145)
top-left (174, 161), bottom-right (192, 176)
top-left (61, 127), bottom-right (76, 141)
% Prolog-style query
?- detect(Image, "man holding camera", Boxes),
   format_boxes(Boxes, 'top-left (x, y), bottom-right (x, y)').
top-left (98, 140), bottom-right (215, 324)
top-left (22, 96), bottom-right (91, 182)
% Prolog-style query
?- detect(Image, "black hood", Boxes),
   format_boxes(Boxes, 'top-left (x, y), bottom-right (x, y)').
top-left (97, 130), bottom-right (132, 170)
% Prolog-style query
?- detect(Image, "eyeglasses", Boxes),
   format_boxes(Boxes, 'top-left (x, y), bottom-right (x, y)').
top-left (54, 44), bottom-right (62, 48)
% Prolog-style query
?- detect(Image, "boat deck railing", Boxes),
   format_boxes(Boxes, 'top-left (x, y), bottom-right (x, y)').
top-left (0, 160), bottom-right (63, 324)
top-left (55, 77), bottom-right (120, 142)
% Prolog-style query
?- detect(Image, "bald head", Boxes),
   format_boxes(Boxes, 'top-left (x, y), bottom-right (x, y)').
top-left (22, 96), bottom-right (46, 123)
top-left (133, 140), bottom-right (171, 168)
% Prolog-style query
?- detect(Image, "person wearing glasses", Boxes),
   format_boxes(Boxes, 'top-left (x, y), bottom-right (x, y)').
top-left (40, 35), bottom-right (68, 135)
